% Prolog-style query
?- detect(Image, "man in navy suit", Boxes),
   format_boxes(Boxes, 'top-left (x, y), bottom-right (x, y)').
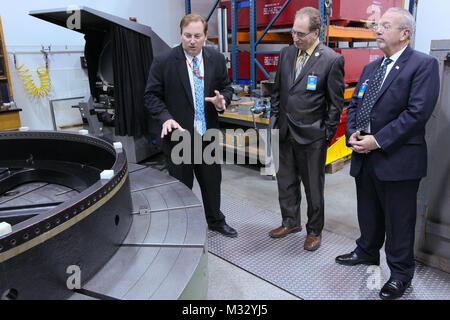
top-left (335, 8), bottom-right (440, 300)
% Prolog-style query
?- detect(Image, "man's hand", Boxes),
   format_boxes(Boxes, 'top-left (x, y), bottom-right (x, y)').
top-left (161, 119), bottom-right (184, 138)
top-left (352, 135), bottom-right (379, 153)
top-left (348, 131), bottom-right (366, 153)
top-left (205, 90), bottom-right (226, 111)
top-left (348, 131), bottom-right (379, 154)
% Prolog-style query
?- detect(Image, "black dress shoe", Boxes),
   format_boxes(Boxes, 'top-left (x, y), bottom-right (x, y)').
top-left (209, 224), bottom-right (238, 238)
top-left (379, 278), bottom-right (411, 300)
top-left (335, 251), bottom-right (379, 266)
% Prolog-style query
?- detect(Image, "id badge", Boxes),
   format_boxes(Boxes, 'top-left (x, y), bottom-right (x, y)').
top-left (307, 75), bottom-right (318, 91)
top-left (358, 81), bottom-right (369, 98)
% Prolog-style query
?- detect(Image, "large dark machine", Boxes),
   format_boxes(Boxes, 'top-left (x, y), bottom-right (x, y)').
top-left (29, 7), bottom-right (171, 163)
top-left (0, 131), bottom-right (133, 299)
top-left (0, 131), bottom-right (208, 300)
top-left (415, 39), bottom-right (450, 273)
top-left (0, 8), bottom-right (208, 300)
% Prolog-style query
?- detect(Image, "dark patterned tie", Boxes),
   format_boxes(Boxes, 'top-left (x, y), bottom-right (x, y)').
top-left (356, 58), bottom-right (393, 131)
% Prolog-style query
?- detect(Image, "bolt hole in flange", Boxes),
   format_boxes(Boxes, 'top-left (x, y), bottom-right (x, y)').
top-left (1, 288), bottom-right (18, 300)
top-left (3, 191), bottom-right (20, 197)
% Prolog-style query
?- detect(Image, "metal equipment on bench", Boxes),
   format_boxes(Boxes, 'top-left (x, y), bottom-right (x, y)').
top-left (29, 7), bottom-right (171, 163)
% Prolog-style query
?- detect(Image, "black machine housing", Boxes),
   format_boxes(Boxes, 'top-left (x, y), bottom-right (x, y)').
top-left (29, 7), bottom-right (171, 163)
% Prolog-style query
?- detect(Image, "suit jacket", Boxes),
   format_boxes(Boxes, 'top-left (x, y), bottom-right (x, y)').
top-left (346, 45), bottom-right (440, 181)
top-left (270, 42), bottom-right (345, 144)
top-left (144, 44), bottom-right (233, 150)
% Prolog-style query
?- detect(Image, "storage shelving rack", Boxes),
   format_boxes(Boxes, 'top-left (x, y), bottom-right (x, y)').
top-left (183, 0), bottom-right (416, 171)
top-left (0, 16), bottom-right (21, 131)
top-left (189, 0), bottom-right (415, 95)
top-left (227, 0), bottom-right (383, 94)
top-left (0, 16), bottom-right (13, 103)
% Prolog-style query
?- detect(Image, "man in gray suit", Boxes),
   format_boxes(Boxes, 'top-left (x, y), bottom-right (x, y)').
top-left (269, 7), bottom-right (345, 251)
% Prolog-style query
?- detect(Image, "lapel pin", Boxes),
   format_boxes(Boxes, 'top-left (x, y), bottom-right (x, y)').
top-left (395, 66), bottom-right (400, 70)
top-left (315, 52), bottom-right (320, 57)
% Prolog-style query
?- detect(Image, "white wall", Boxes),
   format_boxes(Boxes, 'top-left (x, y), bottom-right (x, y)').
top-left (1, 0), bottom-right (187, 47)
top-left (7, 46), bottom-right (89, 130)
top-left (414, 0), bottom-right (450, 53)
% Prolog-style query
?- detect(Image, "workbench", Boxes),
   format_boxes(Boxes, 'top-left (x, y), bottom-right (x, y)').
top-left (219, 109), bottom-right (275, 176)
top-left (0, 108), bottom-right (21, 131)
top-left (219, 110), bottom-right (269, 128)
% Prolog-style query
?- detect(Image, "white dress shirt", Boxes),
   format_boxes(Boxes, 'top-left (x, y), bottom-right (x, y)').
top-left (184, 49), bottom-right (225, 113)
top-left (381, 44), bottom-right (408, 86)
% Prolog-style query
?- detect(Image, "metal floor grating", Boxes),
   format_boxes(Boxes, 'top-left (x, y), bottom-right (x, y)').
top-left (208, 194), bottom-right (450, 300)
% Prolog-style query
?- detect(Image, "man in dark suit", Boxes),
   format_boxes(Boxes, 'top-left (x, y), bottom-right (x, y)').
top-left (335, 8), bottom-right (440, 300)
top-left (144, 14), bottom-right (237, 237)
top-left (269, 7), bottom-right (345, 251)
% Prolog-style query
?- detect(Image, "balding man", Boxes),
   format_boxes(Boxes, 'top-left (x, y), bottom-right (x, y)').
top-left (335, 8), bottom-right (440, 300)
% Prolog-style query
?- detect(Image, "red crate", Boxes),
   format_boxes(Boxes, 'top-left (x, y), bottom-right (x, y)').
top-left (369, 48), bottom-right (385, 62)
top-left (331, 0), bottom-right (403, 26)
top-left (221, 0), bottom-right (403, 30)
top-left (229, 51), bottom-right (280, 82)
top-left (221, 0), bottom-right (252, 30)
top-left (221, 0), bottom-right (317, 30)
top-left (229, 48), bottom-right (385, 85)
top-left (334, 48), bottom-right (384, 84)
top-left (256, 0), bottom-right (318, 27)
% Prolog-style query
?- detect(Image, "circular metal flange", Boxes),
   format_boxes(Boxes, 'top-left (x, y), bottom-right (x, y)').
top-left (0, 131), bottom-right (208, 300)
top-left (0, 131), bottom-right (132, 300)
top-left (69, 164), bottom-right (208, 300)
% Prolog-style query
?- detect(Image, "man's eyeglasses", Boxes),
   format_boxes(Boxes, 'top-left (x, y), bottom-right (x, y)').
top-left (291, 29), bottom-right (313, 38)
top-left (368, 23), bottom-right (407, 32)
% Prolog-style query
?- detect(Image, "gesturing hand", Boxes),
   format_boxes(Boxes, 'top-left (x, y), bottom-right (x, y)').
top-left (161, 119), bottom-right (185, 138)
top-left (205, 90), bottom-right (226, 111)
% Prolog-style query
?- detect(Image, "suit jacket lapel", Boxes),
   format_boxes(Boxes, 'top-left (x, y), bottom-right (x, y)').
top-left (291, 43), bottom-right (322, 89)
top-left (287, 46), bottom-right (297, 85)
top-left (203, 48), bottom-right (212, 102)
top-left (175, 45), bottom-right (194, 110)
top-left (374, 46), bottom-right (412, 104)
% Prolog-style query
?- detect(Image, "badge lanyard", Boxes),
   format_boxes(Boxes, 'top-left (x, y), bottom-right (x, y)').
top-left (186, 56), bottom-right (204, 80)
top-left (358, 80), bottom-right (369, 98)
top-left (307, 72), bottom-right (318, 91)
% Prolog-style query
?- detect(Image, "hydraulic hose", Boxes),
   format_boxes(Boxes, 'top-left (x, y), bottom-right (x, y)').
top-left (16, 64), bottom-right (51, 98)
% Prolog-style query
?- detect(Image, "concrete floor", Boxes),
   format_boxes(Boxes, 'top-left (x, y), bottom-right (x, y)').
top-left (192, 161), bottom-right (362, 300)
